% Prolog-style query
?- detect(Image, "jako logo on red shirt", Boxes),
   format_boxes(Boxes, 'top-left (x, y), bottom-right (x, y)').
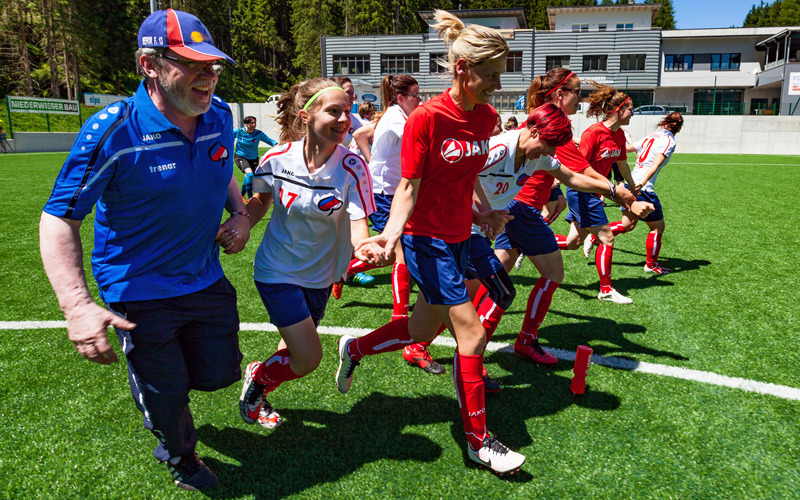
top-left (599, 148), bottom-right (620, 159)
top-left (440, 138), bottom-right (490, 164)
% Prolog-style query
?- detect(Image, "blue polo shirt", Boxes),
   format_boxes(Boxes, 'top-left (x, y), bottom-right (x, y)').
top-left (233, 127), bottom-right (276, 160)
top-left (43, 80), bottom-right (235, 303)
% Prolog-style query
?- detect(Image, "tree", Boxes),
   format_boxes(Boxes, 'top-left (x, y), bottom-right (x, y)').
top-left (647, 0), bottom-right (676, 29)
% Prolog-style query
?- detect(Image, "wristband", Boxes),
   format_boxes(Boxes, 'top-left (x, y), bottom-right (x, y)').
top-left (607, 181), bottom-right (616, 201)
top-left (230, 211), bottom-right (250, 218)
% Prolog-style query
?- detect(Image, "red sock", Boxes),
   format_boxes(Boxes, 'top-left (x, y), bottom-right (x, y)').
top-left (349, 316), bottom-right (413, 361)
top-left (546, 207), bottom-right (563, 225)
top-left (347, 258), bottom-right (379, 277)
top-left (406, 324), bottom-right (446, 352)
top-left (609, 221), bottom-right (629, 236)
top-left (517, 277), bottom-right (560, 345)
top-left (391, 262), bottom-right (411, 320)
top-left (554, 234), bottom-right (568, 250)
top-left (253, 348), bottom-right (301, 394)
top-left (475, 295), bottom-right (505, 342)
top-left (453, 353), bottom-right (487, 451)
top-left (472, 284), bottom-right (489, 310)
top-left (596, 244), bottom-right (614, 293)
top-left (646, 232), bottom-right (661, 266)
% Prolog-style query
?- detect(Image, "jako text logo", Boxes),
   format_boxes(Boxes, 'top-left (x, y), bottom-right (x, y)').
top-left (440, 138), bottom-right (489, 164)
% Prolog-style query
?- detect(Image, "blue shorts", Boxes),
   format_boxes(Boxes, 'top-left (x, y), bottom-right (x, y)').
top-left (564, 188), bottom-right (609, 228)
top-left (466, 234), bottom-right (504, 280)
top-left (622, 187), bottom-right (664, 222)
top-left (369, 193), bottom-right (393, 233)
top-left (401, 234), bottom-right (470, 305)
top-left (548, 186), bottom-right (563, 202)
top-left (494, 200), bottom-right (559, 257)
top-left (255, 281), bottom-right (331, 328)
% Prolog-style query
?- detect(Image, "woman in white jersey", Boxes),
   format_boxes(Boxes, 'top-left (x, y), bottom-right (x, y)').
top-left (610, 112), bottom-right (683, 275)
top-left (235, 79), bottom-right (377, 429)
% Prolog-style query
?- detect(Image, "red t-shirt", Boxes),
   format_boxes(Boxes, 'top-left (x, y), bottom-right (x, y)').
top-left (579, 122), bottom-right (626, 178)
top-left (514, 140), bottom-right (591, 210)
top-left (401, 91), bottom-right (497, 242)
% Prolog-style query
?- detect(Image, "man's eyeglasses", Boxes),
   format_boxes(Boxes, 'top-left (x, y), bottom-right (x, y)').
top-left (561, 87), bottom-right (582, 97)
top-left (161, 53), bottom-right (224, 75)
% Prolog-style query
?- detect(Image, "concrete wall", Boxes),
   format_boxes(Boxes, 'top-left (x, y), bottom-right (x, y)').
top-left (13, 132), bottom-right (78, 153)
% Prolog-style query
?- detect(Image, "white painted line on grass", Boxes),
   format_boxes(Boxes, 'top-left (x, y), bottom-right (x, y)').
top-left (5, 321), bottom-right (799, 402)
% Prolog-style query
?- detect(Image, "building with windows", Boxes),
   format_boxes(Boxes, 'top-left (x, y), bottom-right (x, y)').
top-left (321, 6), bottom-right (800, 115)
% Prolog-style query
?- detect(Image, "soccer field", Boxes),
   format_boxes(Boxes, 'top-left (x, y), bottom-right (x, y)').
top-left (1, 152), bottom-right (799, 498)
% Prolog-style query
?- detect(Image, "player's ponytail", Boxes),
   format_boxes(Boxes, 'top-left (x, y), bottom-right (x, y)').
top-left (527, 103), bottom-right (573, 147)
top-left (276, 78), bottom-right (341, 144)
top-left (432, 9), bottom-right (509, 82)
top-left (658, 112), bottom-right (684, 134)
top-left (376, 74), bottom-right (419, 124)
top-left (585, 81), bottom-right (630, 120)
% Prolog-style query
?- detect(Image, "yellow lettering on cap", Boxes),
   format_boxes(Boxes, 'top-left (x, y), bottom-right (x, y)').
top-left (191, 31), bottom-right (204, 43)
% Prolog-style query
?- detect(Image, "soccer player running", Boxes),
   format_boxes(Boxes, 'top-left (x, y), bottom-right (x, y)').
top-left (492, 69), bottom-right (653, 364)
top-left (235, 79), bottom-right (377, 429)
top-left (557, 81), bottom-right (648, 304)
top-left (334, 10), bottom-right (526, 474)
top-left (333, 76), bottom-right (429, 350)
top-left (234, 116), bottom-right (276, 198)
top-left (608, 112), bottom-right (684, 275)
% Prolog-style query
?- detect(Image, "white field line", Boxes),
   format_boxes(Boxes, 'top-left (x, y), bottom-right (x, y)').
top-left (5, 320), bottom-right (799, 402)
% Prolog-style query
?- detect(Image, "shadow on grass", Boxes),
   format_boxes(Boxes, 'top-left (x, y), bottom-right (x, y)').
top-left (198, 392), bottom-right (460, 498)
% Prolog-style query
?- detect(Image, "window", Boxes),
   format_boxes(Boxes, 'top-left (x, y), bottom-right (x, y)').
top-left (583, 55), bottom-right (607, 72)
top-left (506, 51), bottom-right (523, 73)
top-left (711, 53), bottom-right (741, 71)
top-left (693, 88), bottom-right (744, 115)
top-left (616, 23), bottom-right (633, 31)
top-left (381, 54), bottom-right (419, 74)
top-left (572, 24), bottom-right (589, 32)
top-left (546, 55), bottom-right (570, 71)
top-left (599, 24), bottom-right (607, 31)
top-left (664, 54), bottom-right (693, 71)
top-left (429, 53), bottom-right (447, 74)
top-left (333, 55), bottom-right (370, 75)
top-left (620, 54), bottom-right (646, 71)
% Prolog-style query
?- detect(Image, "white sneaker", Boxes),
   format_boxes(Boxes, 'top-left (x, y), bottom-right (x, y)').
top-left (583, 235), bottom-right (595, 258)
top-left (258, 399), bottom-right (283, 429)
top-left (597, 289), bottom-right (633, 304)
top-left (468, 436), bottom-right (525, 474)
top-left (514, 253), bottom-right (525, 270)
top-left (335, 336), bottom-right (359, 394)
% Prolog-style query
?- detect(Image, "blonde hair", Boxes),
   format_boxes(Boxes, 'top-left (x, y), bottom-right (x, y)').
top-left (585, 81), bottom-right (630, 120)
top-left (431, 10), bottom-right (509, 81)
top-left (275, 78), bottom-right (341, 144)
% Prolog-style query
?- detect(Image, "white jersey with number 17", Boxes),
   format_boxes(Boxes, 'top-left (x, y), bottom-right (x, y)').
top-left (252, 140), bottom-right (375, 288)
top-left (632, 129), bottom-right (676, 194)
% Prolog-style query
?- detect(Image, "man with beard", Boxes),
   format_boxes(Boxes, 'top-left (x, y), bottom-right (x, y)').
top-left (39, 9), bottom-right (249, 491)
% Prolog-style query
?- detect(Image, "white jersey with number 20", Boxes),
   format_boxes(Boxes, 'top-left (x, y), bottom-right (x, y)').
top-left (252, 140), bottom-right (375, 288)
top-left (632, 129), bottom-right (676, 194)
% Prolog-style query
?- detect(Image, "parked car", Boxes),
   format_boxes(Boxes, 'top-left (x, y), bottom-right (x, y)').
top-left (632, 105), bottom-right (668, 115)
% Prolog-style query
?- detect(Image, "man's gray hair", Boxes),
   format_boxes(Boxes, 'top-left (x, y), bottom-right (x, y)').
top-left (135, 47), bottom-right (165, 79)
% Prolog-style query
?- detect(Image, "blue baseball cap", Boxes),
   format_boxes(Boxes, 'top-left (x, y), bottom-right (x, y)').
top-left (138, 9), bottom-right (235, 66)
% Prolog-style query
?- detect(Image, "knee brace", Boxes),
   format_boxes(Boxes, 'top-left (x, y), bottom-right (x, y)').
top-left (478, 269), bottom-right (516, 310)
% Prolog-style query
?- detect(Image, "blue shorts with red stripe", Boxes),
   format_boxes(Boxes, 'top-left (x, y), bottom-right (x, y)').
top-left (369, 193), bottom-right (393, 233)
top-left (401, 234), bottom-right (470, 305)
top-left (621, 186), bottom-right (664, 222)
top-left (466, 234), bottom-right (504, 280)
top-left (494, 200), bottom-right (560, 257)
top-left (548, 186), bottom-right (563, 202)
top-left (255, 281), bottom-right (331, 328)
top-left (564, 188), bottom-right (609, 228)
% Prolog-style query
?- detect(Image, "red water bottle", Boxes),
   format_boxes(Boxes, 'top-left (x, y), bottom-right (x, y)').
top-left (570, 345), bottom-right (593, 395)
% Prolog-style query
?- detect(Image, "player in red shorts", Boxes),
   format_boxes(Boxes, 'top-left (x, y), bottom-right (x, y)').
top-left (334, 10), bottom-right (525, 474)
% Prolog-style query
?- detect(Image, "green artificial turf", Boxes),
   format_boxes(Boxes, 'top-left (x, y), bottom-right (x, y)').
top-left (1, 152), bottom-right (798, 498)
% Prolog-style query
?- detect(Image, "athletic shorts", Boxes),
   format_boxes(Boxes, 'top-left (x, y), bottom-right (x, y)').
top-left (622, 186), bottom-right (664, 222)
top-left (466, 234), bottom-right (504, 280)
top-left (255, 281), bottom-right (331, 328)
top-left (564, 188), bottom-right (609, 228)
top-left (401, 234), bottom-right (470, 305)
top-left (234, 155), bottom-right (258, 174)
top-left (548, 186), bottom-right (563, 202)
top-left (369, 193), bottom-right (393, 233)
top-left (495, 200), bottom-right (559, 257)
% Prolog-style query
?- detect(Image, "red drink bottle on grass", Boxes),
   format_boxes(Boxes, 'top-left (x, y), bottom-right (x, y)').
top-left (570, 345), bottom-right (593, 395)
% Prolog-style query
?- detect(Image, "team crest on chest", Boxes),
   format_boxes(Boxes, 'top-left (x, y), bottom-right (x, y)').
top-left (209, 142), bottom-right (229, 163)
top-left (516, 173), bottom-right (530, 186)
top-left (318, 195), bottom-right (343, 215)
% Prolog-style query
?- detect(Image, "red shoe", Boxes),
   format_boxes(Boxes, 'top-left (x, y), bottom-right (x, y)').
top-left (514, 339), bottom-right (558, 365)
top-left (402, 345), bottom-right (445, 375)
top-left (332, 280), bottom-right (344, 300)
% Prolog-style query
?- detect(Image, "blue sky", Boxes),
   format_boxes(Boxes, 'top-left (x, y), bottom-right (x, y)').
top-left (671, 0), bottom-right (760, 29)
